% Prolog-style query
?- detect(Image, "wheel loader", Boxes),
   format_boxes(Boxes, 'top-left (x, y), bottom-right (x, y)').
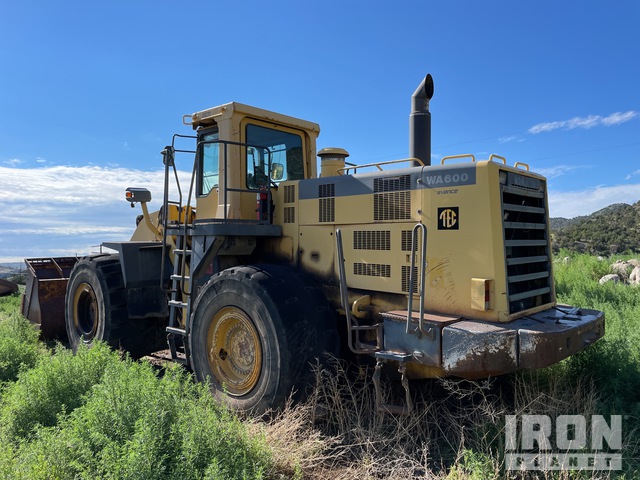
top-left (22, 74), bottom-right (604, 414)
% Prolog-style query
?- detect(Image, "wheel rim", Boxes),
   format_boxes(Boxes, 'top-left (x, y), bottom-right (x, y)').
top-left (73, 282), bottom-right (99, 341)
top-left (206, 306), bottom-right (262, 396)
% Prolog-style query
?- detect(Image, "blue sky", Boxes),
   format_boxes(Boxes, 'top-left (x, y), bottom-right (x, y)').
top-left (1, 0), bottom-right (638, 263)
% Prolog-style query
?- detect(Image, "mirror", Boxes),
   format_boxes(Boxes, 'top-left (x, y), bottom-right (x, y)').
top-left (271, 162), bottom-right (284, 181)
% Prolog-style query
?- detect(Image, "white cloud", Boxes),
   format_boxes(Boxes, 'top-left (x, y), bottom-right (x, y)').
top-left (528, 110), bottom-right (638, 134)
top-left (0, 165), bottom-right (192, 262)
top-left (4, 158), bottom-right (23, 166)
top-left (36, 157), bottom-right (46, 163)
top-left (601, 111), bottom-right (638, 126)
top-left (498, 135), bottom-right (519, 144)
top-left (4, 225), bottom-right (132, 236)
top-left (548, 183), bottom-right (640, 218)
top-left (534, 165), bottom-right (581, 180)
top-left (624, 169), bottom-right (640, 181)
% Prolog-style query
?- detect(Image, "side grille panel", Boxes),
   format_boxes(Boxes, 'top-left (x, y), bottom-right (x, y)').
top-left (373, 174), bottom-right (412, 221)
top-left (401, 265), bottom-right (418, 293)
top-left (374, 175), bottom-right (411, 192)
top-left (401, 230), bottom-right (416, 251)
top-left (284, 206), bottom-right (295, 223)
top-left (354, 262), bottom-right (391, 278)
top-left (318, 183), bottom-right (335, 222)
top-left (319, 198), bottom-right (335, 223)
top-left (284, 185), bottom-right (296, 204)
top-left (353, 230), bottom-right (391, 250)
top-left (374, 191), bottom-right (411, 221)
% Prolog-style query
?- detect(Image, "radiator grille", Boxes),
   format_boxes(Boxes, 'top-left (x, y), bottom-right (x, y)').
top-left (284, 206), bottom-right (295, 223)
top-left (401, 265), bottom-right (418, 293)
top-left (354, 262), bottom-right (391, 277)
top-left (374, 191), bottom-right (411, 221)
top-left (284, 185), bottom-right (295, 204)
top-left (501, 171), bottom-right (552, 314)
top-left (353, 230), bottom-right (391, 250)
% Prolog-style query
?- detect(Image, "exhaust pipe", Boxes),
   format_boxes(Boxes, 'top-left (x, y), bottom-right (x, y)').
top-left (409, 74), bottom-right (434, 167)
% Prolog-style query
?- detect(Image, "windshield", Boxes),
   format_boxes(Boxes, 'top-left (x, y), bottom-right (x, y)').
top-left (245, 124), bottom-right (303, 189)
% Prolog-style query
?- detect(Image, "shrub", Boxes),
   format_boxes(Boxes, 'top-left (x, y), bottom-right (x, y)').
top-left (0, 342), bottom-right (118, 442)
top-left (1, 354), bottom-right (271, 479)
top-left (0, 310), bottom-right (43, 383)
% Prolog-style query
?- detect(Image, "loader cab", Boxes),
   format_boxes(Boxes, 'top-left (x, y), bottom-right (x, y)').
top-left (189, 102), bottom-right (320, 221)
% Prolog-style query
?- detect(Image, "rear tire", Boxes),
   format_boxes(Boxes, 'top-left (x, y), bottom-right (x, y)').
top-left (65, 255), bottom-right (164, 358)
top-left (189, 264), bottom-right (339, 413)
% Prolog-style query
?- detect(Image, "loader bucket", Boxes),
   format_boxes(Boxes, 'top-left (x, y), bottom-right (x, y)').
top-left (21, 257), bottom-right (78, 340)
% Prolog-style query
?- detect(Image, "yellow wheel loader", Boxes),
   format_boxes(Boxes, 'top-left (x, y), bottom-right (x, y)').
top-left (22, 74), bottom-right (604, 414)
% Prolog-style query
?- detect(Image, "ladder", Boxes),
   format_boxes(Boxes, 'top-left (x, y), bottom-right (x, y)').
top-left (160, 142), bottom-right (197, 365)
top-left (166, 227), bottom-right (191, 364)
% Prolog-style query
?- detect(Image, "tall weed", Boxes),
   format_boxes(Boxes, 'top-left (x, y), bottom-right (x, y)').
top-left (0, 306), bottom-right (44, 384)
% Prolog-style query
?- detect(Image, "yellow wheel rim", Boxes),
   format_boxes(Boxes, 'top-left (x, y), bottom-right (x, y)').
top-left (73, 282), bottom-right (98, 339)
top-left (206, 306), bottom-right (262, 396)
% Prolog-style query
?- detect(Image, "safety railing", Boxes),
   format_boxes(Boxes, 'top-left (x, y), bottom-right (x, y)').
top-left (338, 157), bottom-right (424, 175)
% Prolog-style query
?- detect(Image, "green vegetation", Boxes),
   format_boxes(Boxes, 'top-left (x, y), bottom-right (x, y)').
top-left (0, 295), bottom-right (272, 480)
top-left (0, 253), bottom-right (639, 478)
top-left (551, 201), bottom-right (640, 255)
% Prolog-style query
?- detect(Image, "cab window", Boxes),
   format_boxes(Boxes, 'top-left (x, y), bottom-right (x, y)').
top-left (198, 130), bottom-right (219, 196)
top-left (246, 124), bottom-right (303, 190)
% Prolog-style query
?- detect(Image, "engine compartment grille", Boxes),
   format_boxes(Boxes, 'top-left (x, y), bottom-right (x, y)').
top-left (354, 262), bottom-right (391, 277)
top-left (353, 230), bottom-right (391, 250)
top-left (501, 171), bottom-right (552, 314)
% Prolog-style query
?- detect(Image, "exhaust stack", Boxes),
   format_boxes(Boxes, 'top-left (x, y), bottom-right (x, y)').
top-left (409, 74), bottom-right (434, 167)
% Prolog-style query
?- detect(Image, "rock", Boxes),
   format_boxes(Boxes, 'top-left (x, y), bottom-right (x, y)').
top-left (611, 261), bottom-right (633, 282)
top-left (562, 257), bottom-right (571, 265)
top-left (599, 274), bottom-right (621, 285)
top-left (630, 266), bottom-right (640, 285)
top-left (628, 259), bottom-right (640, 267)
top-left (597, 256), bottom-right (605, 261)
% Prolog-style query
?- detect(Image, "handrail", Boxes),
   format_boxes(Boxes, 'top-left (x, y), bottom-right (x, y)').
top-left (159, 136), bottom-right (276, 295)
top-left (338, 157), bottom-right (424, 175)
top-left (440, 154), bottom-right (476, 165)
top-left (488, 154), bottom-right (507, 165)
top-left (514, 161), bottom-right (530, 171)
top-left (336, 229), bottom-right (380, 354)
top-left (406, 223), bottom-right (428, 336)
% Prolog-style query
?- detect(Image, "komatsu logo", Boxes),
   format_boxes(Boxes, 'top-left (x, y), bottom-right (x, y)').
top-left (424, 173), bottom-right (469, 186)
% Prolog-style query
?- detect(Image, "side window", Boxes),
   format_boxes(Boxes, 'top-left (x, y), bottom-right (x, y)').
top-left (199, 131), bottom-right (219, 196)
top-left (245, 124), bottom-right (303, 190)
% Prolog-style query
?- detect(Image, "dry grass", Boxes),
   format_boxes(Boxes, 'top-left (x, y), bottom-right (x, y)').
top-left (257, 357), bottom-right (632, 479)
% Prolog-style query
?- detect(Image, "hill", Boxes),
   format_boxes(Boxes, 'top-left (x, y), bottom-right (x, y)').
top-left (0, 266), bottom-right (19, 279)
top-left (551, 201), bottom-right (640, 255)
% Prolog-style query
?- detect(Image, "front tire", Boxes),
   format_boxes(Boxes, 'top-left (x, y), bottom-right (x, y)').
top-left (65, 255), bottom-right (165, 357)
top-left (189, 264), bottom-right (339, 413)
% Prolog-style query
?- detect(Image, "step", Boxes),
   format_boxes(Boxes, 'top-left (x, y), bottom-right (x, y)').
top-left (166, 326), bottom-right (187, 337)
top-left (168, 300), bottom-right (188, 308)
top-left (171, 274), bottom-right (190, 282)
